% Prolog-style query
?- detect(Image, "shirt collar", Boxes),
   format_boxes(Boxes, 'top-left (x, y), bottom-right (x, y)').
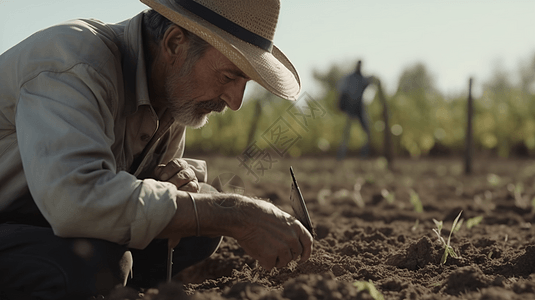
top-left (120, 12), bottom-right (152, 116)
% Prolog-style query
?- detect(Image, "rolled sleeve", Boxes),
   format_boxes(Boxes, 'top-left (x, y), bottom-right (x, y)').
top-left (129, 179), bottom-right (180, 249)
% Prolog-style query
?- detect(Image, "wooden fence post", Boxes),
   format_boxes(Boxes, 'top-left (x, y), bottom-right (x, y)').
top-left (465, 78), bottom-right (474, 174)
top-left (376, 80), bottom-right (393, 167)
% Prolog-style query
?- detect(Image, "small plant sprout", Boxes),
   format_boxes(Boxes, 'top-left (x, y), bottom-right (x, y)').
top-left (511, 183), bottom-right (528, 209)
top-left (381, 188), bottom-right (395, 204)
top-left (411, 219), bottom-right (420, 232)
top-left (433, 219), bottom-right (443, 235)
top-left (432, 211), bottom-right (463, 265)
top-left (453, 218), bottom-right (464, 233)
top-left (353, 280), bottom-right (384, 300)
top-left (375, 157), bottom-right (388, 171)
top-left (364, 174), bottom-right (375, 184)
top-left (317, 188), bottom-right (332, 206)
top-left (466, 216), bottom-right (483, 229)
top-left (487, 173), bottom-right (501, 186)
top-left (353, 179), bottom-right (365, 208)
top-left (409, 189), bottom-right (423, 213)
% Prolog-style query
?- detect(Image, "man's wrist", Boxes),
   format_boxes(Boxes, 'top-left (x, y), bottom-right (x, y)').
top-left (194, 193), bottom-right (248, 238)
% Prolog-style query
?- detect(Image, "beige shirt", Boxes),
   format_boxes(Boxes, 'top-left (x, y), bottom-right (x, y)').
top-left (0, 13), bottom-right (206, 249)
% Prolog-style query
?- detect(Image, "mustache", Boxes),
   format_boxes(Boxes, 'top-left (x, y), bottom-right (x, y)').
top-left (197, 99), bottom-right (227, 113)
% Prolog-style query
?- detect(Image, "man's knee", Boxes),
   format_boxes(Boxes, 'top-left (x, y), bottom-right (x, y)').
top-left (46, 238), bottom-right (131, 299)
top-left (0, 224), bottom-right (131, 300)
top-left (42, 238), bottom-right (132, 299)
top-left (75, 238), bottom-right (132, 295)
top-left (173, 236), bottom-right (222, 268)
top-left (129, 236), bottom-right (221, 289)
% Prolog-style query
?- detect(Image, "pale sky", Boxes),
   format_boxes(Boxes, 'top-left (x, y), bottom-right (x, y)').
top-left (1, 0), bottom-right (534, 98)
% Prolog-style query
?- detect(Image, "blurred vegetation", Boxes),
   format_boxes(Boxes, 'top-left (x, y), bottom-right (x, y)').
top-left (185, 52), bottom-right (535, 158)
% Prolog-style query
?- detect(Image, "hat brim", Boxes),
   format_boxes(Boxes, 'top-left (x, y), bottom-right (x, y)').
top-left (141, 0), bottom-right (301, 100)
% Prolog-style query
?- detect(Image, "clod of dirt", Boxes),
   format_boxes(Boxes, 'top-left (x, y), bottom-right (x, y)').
top-left (380, 277), bottom-right (408, 292)
top-left (490, 245), bottom-right (535, 279)
top-left (315, 223), bottom-right (331, 240)
top-left (282, 273), bottom-right (362, 300)
top-left (331, 264), bottom-right (347, 277)
top-left (222, 282), bottom-right (279, 300)
top-left (444, 265), bottom-right (493, 295)
top-left (386, 236), bottom-right (437, 270)
top-left (478, 287), bottom-right (516, 300)
top-left (512, 275), bottom-right (535, 294)
top-left (511, 245), bottom-right (535, 276)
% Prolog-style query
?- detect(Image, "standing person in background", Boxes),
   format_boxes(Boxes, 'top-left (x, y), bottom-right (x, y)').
top-left (336, 60), bottom-right (376, 160)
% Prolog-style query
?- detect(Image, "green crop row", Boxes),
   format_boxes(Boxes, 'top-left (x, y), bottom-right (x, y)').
top-left (184, 54), bottom-right (535, 158)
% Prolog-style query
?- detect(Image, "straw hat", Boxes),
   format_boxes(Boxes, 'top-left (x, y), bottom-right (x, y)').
top-left (140, 0), bottom-right (301, 100)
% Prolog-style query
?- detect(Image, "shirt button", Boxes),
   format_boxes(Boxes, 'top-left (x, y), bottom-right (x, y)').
top-left (141, 134), bottom-right (151, 142)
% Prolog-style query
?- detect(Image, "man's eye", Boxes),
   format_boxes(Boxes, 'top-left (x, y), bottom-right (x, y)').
top-left (221, 75), bottom-right (234, 84)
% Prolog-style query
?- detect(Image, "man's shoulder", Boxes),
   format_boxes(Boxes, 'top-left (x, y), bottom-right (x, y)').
top-left (49, 18), bottom-right (119, 44)
top-left (2, 18), bottom-right (128, 81)
top-left (41, 19), bottom-right (124, 67)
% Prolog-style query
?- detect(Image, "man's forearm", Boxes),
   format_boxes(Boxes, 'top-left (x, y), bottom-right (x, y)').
top-left (157, 191), bottom-right (313, 270)
top-left (156, 192), bottom-right (246, 240)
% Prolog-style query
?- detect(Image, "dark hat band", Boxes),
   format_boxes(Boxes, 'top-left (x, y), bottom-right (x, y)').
top-left (177, 0), bottom-right (274, 52)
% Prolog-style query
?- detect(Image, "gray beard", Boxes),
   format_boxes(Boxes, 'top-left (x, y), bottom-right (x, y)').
top-left (164, 71), bottom-right (227, 128)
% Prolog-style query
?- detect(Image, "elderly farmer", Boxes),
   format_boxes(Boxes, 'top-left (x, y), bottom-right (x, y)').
top-left (0, 0), bottom-right (313, 299)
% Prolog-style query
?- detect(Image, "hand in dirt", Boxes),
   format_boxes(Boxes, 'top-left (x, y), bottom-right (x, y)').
top-left (153, 158), bottom-right (199, 193)
top-left (234, 198), bottom-right (313, 270)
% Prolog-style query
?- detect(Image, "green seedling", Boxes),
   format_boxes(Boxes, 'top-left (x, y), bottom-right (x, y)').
top-left (453, 218), bottom-right (464, 233)
top-left (409, 189), bottom-right (423, 213)
top-left (510, 183), bottom-right (529, 209)
top-left (365, 174), bottom-right (375, 184)
top-left (487, 173), bottom-right (501, 186)
top-left (375, 157), bottom-right (388, 171)
top-left (317, 188), bottom-right (331, 206)
top-left (515, 182), bottom-right (523, 194)
top-left (353, 280), bottom-right (384, 300)
top-left (381, 188), bottom-right (395, 204)
top-left (411, 219), bottom-right (420, 232)
top-left (353, 182), bottom-right (366, 208)
top-left (332, 187), bottom-right (365, 208)
top-left (403, 177), bottom-right (414, 188)
top-left (466, 216), bottom-right (483, 229)
top-left (432, 211), bottom-right (462, 264)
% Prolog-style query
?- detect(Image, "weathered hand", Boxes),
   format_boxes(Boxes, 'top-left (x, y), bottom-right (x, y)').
top-left (233, 198), bottom-right (313, 270)
top-left (153, 158), bottom-right (200, 192)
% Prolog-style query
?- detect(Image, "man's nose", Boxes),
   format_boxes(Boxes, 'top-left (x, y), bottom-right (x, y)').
top-left (221, 78), bottom-right (248, 111)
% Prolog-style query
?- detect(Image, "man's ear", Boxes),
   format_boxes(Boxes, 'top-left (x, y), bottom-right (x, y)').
top-left (160, 25), bottom-right (188, 65)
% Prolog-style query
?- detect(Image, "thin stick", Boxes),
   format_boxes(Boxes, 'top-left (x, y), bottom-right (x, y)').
top-left (167, 239), bottom-right (173, 283)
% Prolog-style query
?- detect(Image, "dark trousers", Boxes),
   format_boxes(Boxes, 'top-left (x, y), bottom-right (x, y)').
top-left (0, 222), bottom-right (221, 300)
top-left (337, 112), bottom-right (370, 160)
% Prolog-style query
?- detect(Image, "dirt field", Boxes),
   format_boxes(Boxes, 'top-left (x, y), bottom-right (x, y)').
top-left (107, 156), bottom-right (535, 300)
